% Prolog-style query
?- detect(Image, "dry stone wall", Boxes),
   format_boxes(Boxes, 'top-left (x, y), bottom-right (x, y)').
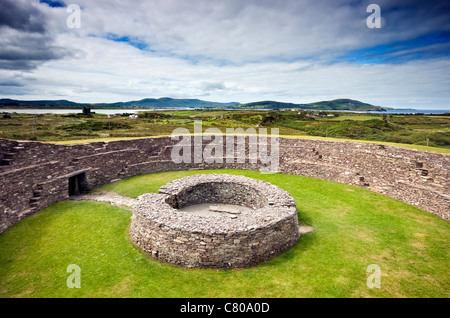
top-left (129, 174), bottom-right (300, 268)
top-left (0, 136), bottom-right (449, 233)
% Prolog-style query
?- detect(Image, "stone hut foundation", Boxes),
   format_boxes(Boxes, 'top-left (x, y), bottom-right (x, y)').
top-left (129, 174), bottom-right (300, 268)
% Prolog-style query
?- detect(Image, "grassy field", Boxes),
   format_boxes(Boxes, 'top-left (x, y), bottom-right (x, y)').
top-left (0, 170), bottom-right (448, 298)
top-left (1, 110), bottom-right (449, 150)
top-left (319, 114), bottom-right (383, 121)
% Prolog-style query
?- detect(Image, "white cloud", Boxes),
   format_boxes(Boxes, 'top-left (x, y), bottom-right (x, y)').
top-left (0, 0), bottom-right (449, 109)
top-left (8, 32), bottom-right (449, 108)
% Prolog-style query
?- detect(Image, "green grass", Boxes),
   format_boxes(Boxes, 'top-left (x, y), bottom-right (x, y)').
top-left (40, 135), bottom-right (449, 154)
top-left (317, 115), bottom-right (383, 121)
top-left (1, 170), bottom-right (449, 298)
top-left (2, 111), bottom-right (449, 150)
top-left (279, 134), bottom-right (450, 154)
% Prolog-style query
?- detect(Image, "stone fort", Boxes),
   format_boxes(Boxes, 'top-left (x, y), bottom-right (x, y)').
top-left (0, 136), bottom-right (449, 234)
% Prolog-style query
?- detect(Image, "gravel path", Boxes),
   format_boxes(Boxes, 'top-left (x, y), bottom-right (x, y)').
top-left (70, 191), bottom-right (137, 211)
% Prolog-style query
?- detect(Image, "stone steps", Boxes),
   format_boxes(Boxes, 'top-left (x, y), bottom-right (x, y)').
top-left (0, 151), bottom-right (17, 166)
top-left (0, 143), bottom-right (24, 166)
top-left (0, 158), bottom-right (13, 166)
top-left (29, 183), bottom-right (45, 210)
top-left (29, 196), bottom-right (41, 210)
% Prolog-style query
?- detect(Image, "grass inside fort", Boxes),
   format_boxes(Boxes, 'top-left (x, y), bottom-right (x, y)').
top-left (0, 170), bottom-right (449, 298)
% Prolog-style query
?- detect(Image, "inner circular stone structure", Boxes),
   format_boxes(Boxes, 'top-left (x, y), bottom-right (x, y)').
top-left (129, 174), bottom-right (300, 268)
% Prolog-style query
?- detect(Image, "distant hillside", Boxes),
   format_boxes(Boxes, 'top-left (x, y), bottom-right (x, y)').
top-left (0, 98), bottom-right (82, 107)
top-left (98, 97), bottom-right (240, 108)
top-left (0, 97), bottom-right (239, 109)
top-left (238, 99), bottom-right (388, 111)
top-left (0, 97), bottom-right (387, 111)
top-left (303, 99), bottom-right (387, 111)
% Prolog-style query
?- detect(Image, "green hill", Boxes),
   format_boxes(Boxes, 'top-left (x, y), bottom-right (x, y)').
top-left (0, 97), bottom-right (239, 109)
top-left (101, 97), bottom-right (239, 108)
top-left (0, 98), bottom-right (82, 107)
top-left (238, 99), bottom-right (388, 111)
top-left (0, 97), bottom-right (387, 111)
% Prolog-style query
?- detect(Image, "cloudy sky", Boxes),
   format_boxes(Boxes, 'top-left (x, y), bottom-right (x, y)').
top-left (1, 0), bottom-right (450, 109)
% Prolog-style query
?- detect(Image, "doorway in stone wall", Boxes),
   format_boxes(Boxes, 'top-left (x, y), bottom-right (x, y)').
top-left (68, 172), bottom-right (88, 196)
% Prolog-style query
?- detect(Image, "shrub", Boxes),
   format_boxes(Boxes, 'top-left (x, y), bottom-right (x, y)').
top-left (60, 121), bottom-right (132, 132)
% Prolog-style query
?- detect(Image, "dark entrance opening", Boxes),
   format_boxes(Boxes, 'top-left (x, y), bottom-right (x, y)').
top-left (68, 173), bottom-right (88, 196)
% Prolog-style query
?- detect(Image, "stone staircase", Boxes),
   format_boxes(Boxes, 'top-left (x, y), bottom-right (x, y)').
top-left (29, 184), bottom-right (44, 211)
top-left (0, 142), bottom-right (24, 166)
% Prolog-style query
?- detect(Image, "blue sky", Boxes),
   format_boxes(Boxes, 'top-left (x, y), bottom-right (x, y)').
top-left (105, 34), bottom-right (149, 51)
top-left (39, 0), bottom-right (65, 8)
top-left (337, 31), bottom-right (450, 64)
top-left (0, 0), bottom-right (449, 109)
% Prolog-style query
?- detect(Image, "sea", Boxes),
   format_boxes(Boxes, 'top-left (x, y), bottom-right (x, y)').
top-left (0, 108), bottom-right (180, 115)
top-left (311, 109), bottom-right (450, 115)
top-left (0, 108), bottom-right (448, 115)
top-left (362, 109), bottom-right (449, 115)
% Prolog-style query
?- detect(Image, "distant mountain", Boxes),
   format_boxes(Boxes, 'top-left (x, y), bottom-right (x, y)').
top-left (0, 97), bottom-right (387, 111)
top-left (302, 99), bottom-right (388, 111)
top-left (0, 98), bottom-right (82, 107)
top-left (0, 97), bottom-right (239, 109)
top-left (237, 99), bottom-right (388, 111)
top-left (97, 97), bottom-right (240, 108)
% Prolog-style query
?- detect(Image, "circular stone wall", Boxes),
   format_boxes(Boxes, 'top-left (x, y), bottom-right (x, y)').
top-left (129, 174), bottom-right (300, 268)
